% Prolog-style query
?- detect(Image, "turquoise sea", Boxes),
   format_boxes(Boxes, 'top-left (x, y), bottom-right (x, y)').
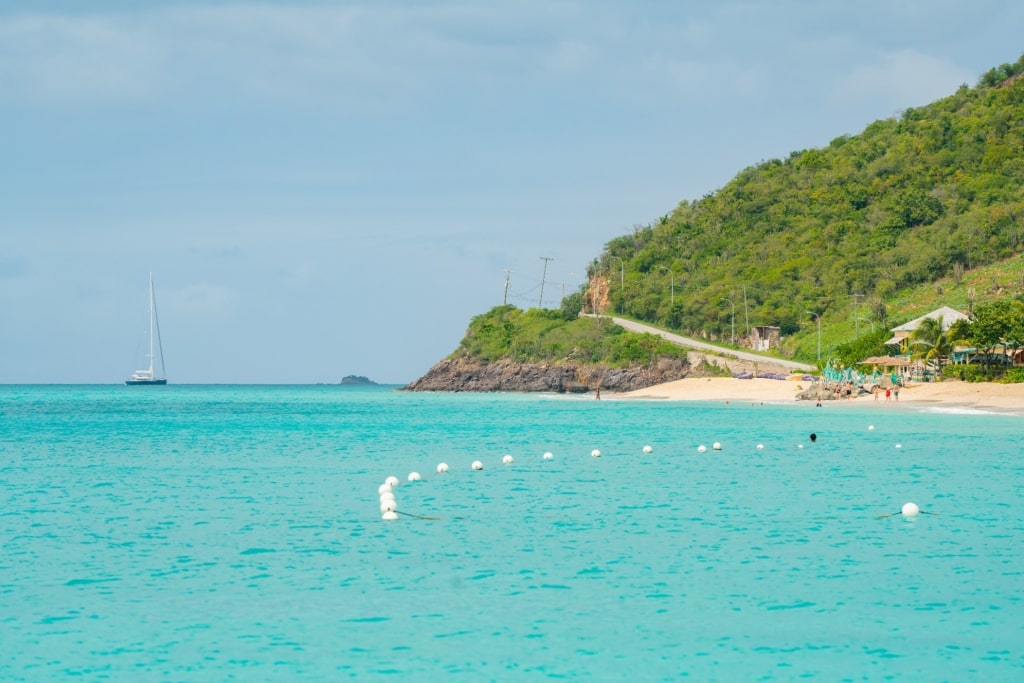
top-left (1, 384), bottom-right (1022, 681)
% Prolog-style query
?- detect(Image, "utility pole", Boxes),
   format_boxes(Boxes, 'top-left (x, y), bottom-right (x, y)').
top-left (850, 293), bottom-right (863, 338)
top-left (742, 284), bottom-right (750, 339)
top-left (503, 270), bottom-right (511, 305)
top-left (816, 313), bottom-right (821, 361)
top-left (807, 311), bottom-right (821, 362)
top-left (722, 298), bottom-right (735, 346)
top-left (539, 257), bottom-right (553, 308)
top-left (560, 272), bottom-right (575, 304)
top-left (730, 299), bottom-right (735, 346)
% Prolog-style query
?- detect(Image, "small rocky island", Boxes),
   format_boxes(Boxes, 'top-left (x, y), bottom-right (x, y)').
top-left (339, 375), bottom-right (376, 385)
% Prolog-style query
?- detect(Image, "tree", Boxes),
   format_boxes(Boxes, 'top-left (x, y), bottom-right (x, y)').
top-left (909, 315), bottom-right (959, 374)
top-left (560, 291), bottom-right (585, 321)
top-left (965, 299), bottom-right (1024, 374)
top-left (837, 328), bottom-right (888, 369)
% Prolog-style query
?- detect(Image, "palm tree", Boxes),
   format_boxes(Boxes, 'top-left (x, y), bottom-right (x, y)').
top-left (909, 315), bottom-right (958, 375)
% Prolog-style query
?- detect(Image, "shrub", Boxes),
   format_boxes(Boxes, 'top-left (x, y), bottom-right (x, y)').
top-left (455, 305), bottom-right (690, 368)
top-left (941, 363), bottom-right (1007, 382)
top-left (1000, 367), bottom-right (1024, 384)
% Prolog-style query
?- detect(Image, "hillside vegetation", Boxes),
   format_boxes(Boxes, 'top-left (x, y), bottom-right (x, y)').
top-left (456, 305), bottom-right (694, 367)
top-left (592, 55), bottom-right (1024, 363)
top-left (435, 56), bottom-right (1024, 377)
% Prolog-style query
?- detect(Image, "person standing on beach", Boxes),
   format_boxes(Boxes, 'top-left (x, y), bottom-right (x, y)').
top-left (885, 387), bottom-right (891, 401)
top-left (894, 386), bottom-right (900, 401)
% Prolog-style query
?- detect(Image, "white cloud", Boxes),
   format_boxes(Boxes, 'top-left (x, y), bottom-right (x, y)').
top-left (676, 20), bottom-right (714, 49)
top-left (833, 49), bottom-right (974, 108)
top-left (666, 59), bottom-right (707, 90)
top-left (0, 2), bottom-right (679, 111)
top-left (0, 13), bottom-right (159, 104)
top-left (0, 256), bottom-right (30, 278)
top-left (545, 39), bottom-right (594, 75)
top-left (169, 282), bottom-right (238, 317)
top-left (0, 5), bottom-right (420, 109)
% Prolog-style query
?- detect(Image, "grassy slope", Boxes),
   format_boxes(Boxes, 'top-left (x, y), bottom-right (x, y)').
top-left (594, 55), bottom-right (1024, 363)
top-left (443, 58), bottom-right (1024, 372)
top-left (788, 255), bottom-right (1024, 362)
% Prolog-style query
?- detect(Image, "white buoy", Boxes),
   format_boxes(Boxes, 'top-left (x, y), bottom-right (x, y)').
top-left (868, 425), bottom-right (875, 431)
top-left (385, 476), bottom-right (399, 488)
top-left (797, 444), bottom-right (804, 449)
top-left (642, 445), bottom-right (653, 454)
top-left (407, 471), bottom-right (421, 482)
top-left (471, 460), bottom-right (483, 470)
top-left (697, 445), bottom-right (707, 453)
top-left (901, 502), bottom-right (920, 517)
top-left (543, 451), bottom-right (554, 460)
top-left (378, 483), bottom-right (393, 495)
top-left (382, 511), bottom-right (399, 521)
top-left (712, 442), bottom-right (722, 451)
top-left (591, 449), bottom-right (601, 458)
top-left (380, 500), bottom-right (396, 512)
top-left (756, 444), bottom-right (764, 450)
top-left (379, 491), bottom-right (395, 502)
top-left (895, 444), bottom-right (902, 449)
top-left (436, 462), bottom-right (449, 473)
top-left (502, 454), bottom-right (514, 465)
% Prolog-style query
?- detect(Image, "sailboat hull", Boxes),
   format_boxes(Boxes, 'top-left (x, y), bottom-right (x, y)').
top-left (126, 272), bottom-right (168, 385)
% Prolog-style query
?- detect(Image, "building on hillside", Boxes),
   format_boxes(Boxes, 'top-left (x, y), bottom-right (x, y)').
top-left (950, 345), bottom-right (1024, 366)
top-left (750, 325), bottom-right (780, 351)
top-left (884, 305), bottom-right (970, 355)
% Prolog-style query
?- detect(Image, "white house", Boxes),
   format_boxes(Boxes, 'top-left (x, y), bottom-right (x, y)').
top-left (885, 305), bottom-right (970, 353)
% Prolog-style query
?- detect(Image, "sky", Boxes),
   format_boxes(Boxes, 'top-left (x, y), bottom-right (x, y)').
top-left (2, 1), bottom-right (1022, 384)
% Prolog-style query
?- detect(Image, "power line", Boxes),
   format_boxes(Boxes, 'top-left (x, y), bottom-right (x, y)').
top-left (538, 257), bottom-right (554, 308)
top-left (501, 267), bottom-right (582, 308)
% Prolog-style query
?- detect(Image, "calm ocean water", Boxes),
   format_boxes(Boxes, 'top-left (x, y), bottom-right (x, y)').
top-left (1, 384), bottom-right (1022, 681)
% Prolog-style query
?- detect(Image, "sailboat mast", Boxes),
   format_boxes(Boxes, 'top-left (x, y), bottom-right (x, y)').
top-left (126, 273), bottom-right (167, 385)
top-left (148, 272), bottom-right (155, 376)
top-left (152, 275), bottom-right (166, 379)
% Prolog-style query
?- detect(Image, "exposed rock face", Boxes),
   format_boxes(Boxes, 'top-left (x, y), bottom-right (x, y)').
top-left (404, 356), bottom-right (696, 393)
top-left (795, 382), bottom-right (870, 401)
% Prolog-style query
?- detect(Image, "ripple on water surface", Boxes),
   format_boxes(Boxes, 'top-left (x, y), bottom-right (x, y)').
top-left (1, 385), bottom-right (1022, 681)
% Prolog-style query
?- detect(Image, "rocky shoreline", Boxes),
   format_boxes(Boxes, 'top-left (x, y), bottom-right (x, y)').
top-left (403, 356), bottom-right (697, 393)
top-left (404, 350), bottom-right (815, 393)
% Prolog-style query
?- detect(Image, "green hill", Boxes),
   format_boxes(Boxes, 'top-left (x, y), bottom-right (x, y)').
top-left (428, 55), bottom-right (1024, 382)
top-left (591, 54), bottom-right (1024, 363)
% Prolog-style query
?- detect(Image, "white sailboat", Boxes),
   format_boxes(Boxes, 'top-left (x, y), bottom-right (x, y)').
top-left (126, 273), bottom-right (168, 385)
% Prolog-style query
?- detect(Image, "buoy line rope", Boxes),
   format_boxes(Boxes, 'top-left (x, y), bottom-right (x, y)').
top-left (376, 429), bottom-right (938, 522)
top-left (875, 510), bottom-right (940, 519)
top-left (394, 510), bottom-right (443, 521)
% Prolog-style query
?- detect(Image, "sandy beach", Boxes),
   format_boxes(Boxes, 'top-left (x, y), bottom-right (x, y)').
top-left (620, 377), bottom-right (1024, 415)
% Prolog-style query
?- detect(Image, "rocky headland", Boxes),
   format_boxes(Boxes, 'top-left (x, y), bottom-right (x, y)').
top-left (404, 352), bottom-right (802, 393)
top-left (404, 357), bottom-right (687, 393)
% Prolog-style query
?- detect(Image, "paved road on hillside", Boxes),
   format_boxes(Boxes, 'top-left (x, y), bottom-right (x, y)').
top-left (598, 315), bottom-right (816, 372)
